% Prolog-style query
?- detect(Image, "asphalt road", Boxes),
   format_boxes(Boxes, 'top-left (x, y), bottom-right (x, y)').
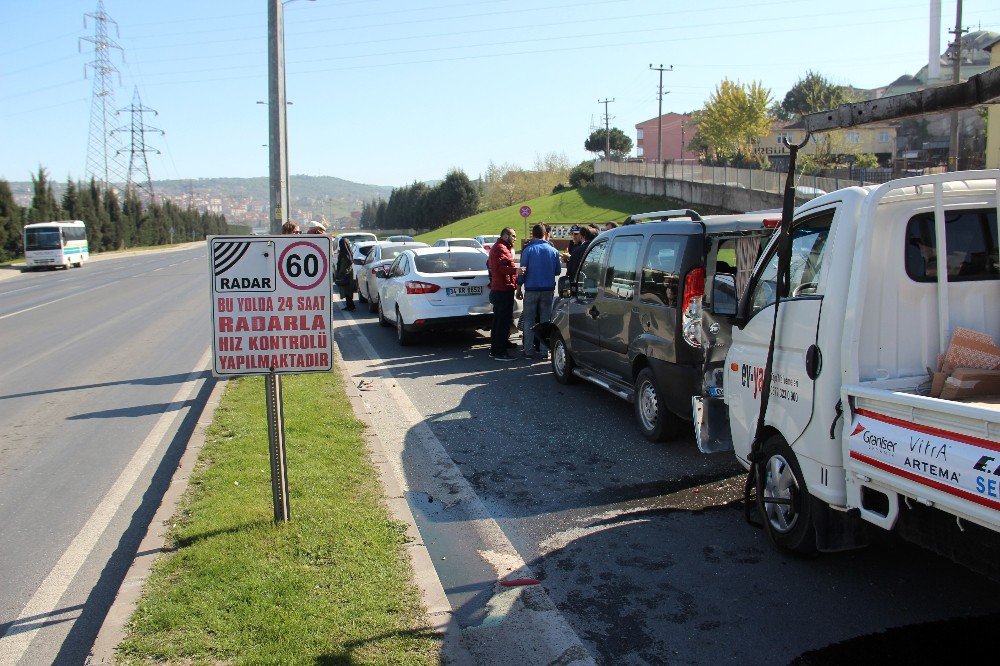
top-left (335, 293), bottom-right (1000, 665)
top-left (0, 245), bottom-right (215, 664)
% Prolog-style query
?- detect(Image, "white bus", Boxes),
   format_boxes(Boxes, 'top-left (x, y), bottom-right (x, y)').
top-left (23, 220), bottom-right (89, 270)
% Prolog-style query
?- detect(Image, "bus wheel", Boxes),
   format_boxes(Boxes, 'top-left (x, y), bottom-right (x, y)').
top-left (757, 435), bottom-right (817, 555)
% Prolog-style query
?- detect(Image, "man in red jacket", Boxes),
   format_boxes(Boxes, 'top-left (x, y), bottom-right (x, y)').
top-left (487, 226), bottom-right (518, 361)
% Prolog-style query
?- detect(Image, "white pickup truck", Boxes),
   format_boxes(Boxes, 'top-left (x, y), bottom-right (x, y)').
top-left (703, 170), bottom-right (1000, 575)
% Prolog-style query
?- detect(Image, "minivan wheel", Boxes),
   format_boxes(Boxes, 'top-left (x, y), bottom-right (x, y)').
top-left (756, 435), bottom-right (817, 555)
top-left (396, 307), bottom-right (414, 346)
top-left (633, 367), bottom-right (678, 442)
top-left (551, 334), bottom-right (575, 384)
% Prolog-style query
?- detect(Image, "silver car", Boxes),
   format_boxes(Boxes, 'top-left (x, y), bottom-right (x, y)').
top-left (357, 242), bottom-right (428, 309)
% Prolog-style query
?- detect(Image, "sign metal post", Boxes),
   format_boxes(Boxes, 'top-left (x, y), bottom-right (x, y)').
top-left (264, 370), bottom-right (290, 522)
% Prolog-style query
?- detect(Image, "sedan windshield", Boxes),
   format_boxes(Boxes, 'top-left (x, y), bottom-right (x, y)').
top-left (415, 252), bottom-right (487, 273)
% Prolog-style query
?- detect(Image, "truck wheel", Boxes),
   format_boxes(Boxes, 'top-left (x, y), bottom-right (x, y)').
top-left (757, 436), bottom-right (817, 555)
top-left (633, 367), bottom-right (678, 442)
top-left (551, 333), bottom-right (575, 384)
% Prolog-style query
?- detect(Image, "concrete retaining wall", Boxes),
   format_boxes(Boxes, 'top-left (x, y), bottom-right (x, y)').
top-left (596, 172), bottom-right (789, 213)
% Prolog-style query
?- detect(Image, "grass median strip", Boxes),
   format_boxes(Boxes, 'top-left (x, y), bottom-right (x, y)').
top-left (117, 372), bottom-right (440, 664)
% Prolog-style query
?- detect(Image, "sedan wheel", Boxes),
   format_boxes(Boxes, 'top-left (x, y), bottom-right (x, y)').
top-left (395, 307), bottom-right (414, 345)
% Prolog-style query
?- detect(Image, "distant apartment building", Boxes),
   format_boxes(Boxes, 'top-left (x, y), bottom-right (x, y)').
top-left (753, 122), bottom-right (897, 168)
top-left (634, 112), bottom-right (698, 163)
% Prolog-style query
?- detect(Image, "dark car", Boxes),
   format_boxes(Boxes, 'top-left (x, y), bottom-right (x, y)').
top-left (544, 209), bottom-right (777, 442)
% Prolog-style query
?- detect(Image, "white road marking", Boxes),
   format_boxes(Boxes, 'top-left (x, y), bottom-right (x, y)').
top-left (334, 314), bottom-right (595, 664)
top-left (0, 264), bottom-right (185, 321)
top-left (0, 348), bottom-right (211, 664)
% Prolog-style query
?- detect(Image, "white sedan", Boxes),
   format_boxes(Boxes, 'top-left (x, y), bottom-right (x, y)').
top-left (431, 237), bottom-right (485, 251)
top-left (349, 241), bottom-right (379, 292)
top-left (376, 247), bottom-right (518, 346)
top-left (474, 234), bottom-right (500, 252)
top-left (357, 241), bottom-right (427, 308)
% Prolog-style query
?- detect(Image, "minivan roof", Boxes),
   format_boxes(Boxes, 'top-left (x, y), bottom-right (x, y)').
top-left (617, 209), bottom-right (780, 235)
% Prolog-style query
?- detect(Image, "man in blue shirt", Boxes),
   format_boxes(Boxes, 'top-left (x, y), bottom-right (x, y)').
top-left (517, 223), bottom-right (562, 359)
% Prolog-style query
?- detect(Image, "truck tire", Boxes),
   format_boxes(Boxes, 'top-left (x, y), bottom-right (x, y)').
top-left (551, 333), bottom-right (575, 385)
top-left (633, 367), bottom-right (679, 442)
top-left (757, 435), bottom-right (817, 555)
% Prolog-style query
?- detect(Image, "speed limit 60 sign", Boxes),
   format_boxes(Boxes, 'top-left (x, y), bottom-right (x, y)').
top-left (209, 235), bottom-right (333, 376)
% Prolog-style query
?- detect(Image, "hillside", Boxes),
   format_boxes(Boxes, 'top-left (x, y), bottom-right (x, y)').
top-left (415, 187), bottom-right (689, 243)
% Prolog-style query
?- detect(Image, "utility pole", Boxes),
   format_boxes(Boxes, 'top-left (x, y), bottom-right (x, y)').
top-left (947, 0), bottom-right (966, 171)
top-left (649, 64), bottom-right (673, 166)
top-left (267, 0), bottom-right (289, 234)
top-left (598, 98), bottom-right (615, 160)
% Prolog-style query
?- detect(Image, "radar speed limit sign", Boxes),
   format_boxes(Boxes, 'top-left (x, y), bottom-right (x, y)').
top-left (209, 234), bottom-right (333, 376)
top-left (278, 240), bottom-right (329, 290)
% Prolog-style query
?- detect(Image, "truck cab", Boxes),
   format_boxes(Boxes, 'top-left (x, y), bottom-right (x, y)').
top-left (711, 171), bottom-right (1000, 572)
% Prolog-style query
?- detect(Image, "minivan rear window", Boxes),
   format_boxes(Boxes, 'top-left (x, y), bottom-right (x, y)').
top-left (415, 252), bottom-right (487, 273)
top-left (905, 209), bottom-right (998, 282)
top-left (640, 235), bottom-right (684, 307)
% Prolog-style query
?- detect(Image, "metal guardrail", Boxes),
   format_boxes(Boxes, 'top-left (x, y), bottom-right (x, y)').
top-left (595, 160), bottom-right (890, 200)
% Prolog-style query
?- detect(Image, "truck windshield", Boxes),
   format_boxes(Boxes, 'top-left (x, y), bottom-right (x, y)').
top-left (25, 229), bottom-right (62, 251)
top-left (750, 211), bottom-right (834, 313)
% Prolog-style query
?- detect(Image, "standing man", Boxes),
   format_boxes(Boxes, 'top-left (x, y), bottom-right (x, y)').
top-left (566, 225), bottom-right (596, 282)
top-left (487, 226), bottom-right (518, 361)
top-left (518, 223), bottom-right (561, 359)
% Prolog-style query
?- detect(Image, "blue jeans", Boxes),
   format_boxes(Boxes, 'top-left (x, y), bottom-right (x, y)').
top-left (522, 289), bottom-right (554, 353)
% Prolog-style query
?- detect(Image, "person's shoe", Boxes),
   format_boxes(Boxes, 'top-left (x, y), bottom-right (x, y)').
top-left (491, 352), bottom-right (514, 362)
top-left (344, 304), bottom-right (356, 311)
top-left (505, 341), bottom-right (518, 350)
top-left (523, 350), bottom-right (539, 359)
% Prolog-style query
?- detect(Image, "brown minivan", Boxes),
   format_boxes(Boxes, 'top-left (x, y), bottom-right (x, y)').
top-left (544, 209), bottom-right (776, 442)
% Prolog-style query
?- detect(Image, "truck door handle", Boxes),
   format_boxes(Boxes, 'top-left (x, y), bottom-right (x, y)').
top-left (588, 306), bottom-right (600, 319)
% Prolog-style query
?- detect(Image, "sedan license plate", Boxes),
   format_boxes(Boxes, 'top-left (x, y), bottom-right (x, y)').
top-left (446, 286), bottom-right (482, 297)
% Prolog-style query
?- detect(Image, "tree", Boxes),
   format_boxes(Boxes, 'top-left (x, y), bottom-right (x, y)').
top-left (0, 179), bottom-right (24, 261)
top-left (28, 166), bottom-right (62, 223)
top-left (434, 170), bottom-right (479, 226)
top-left (780, 70), bottom-right (862, 119)
top-left (568, 160), bottom-right (595, 188)
top-left (694, 79), bottom-right (774, 164)
top-left (584, 128), bottom-right (633, 159)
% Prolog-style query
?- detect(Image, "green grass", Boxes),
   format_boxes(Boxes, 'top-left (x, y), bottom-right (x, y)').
top-left (117, 372), bottom-right (439, 665)
top-left (415, 187), bottom-right (690, 243)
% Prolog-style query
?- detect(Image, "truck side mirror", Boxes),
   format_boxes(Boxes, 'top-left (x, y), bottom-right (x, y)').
top-left (711, 273), bottom-right (737, 316)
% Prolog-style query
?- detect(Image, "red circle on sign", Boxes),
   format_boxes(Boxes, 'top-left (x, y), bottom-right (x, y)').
top-left (278, 240), bottom-right (329, 290)
top-left (520, 206), bottom-right (531, 218)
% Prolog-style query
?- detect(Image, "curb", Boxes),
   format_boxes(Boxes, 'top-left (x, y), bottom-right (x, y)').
top-left (336, 352), bottom-right (475, 665)
top-left (86, 378), bottom-right (227, 664)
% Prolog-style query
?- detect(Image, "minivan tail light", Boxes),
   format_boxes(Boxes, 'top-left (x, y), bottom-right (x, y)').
top-left (681, 267), bottom-right (704, 348)
top-left (405, 280), bottom-right (440, 294)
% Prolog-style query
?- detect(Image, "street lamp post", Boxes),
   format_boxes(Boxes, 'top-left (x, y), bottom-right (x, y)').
top-left (267, 0), bottom-right (288, 234)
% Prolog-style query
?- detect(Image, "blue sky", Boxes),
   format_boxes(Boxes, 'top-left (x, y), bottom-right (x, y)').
top-left (2, 0), bottom-right (997, 188)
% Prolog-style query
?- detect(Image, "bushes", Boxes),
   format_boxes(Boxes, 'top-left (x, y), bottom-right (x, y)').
top-left (568, 160), bottom-right (595, 188)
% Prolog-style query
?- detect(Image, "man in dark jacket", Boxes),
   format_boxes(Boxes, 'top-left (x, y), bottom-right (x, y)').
top-left (487, 227), bottom-right (518, 361)
top-left (566, 225), bottom-right (596, 282)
